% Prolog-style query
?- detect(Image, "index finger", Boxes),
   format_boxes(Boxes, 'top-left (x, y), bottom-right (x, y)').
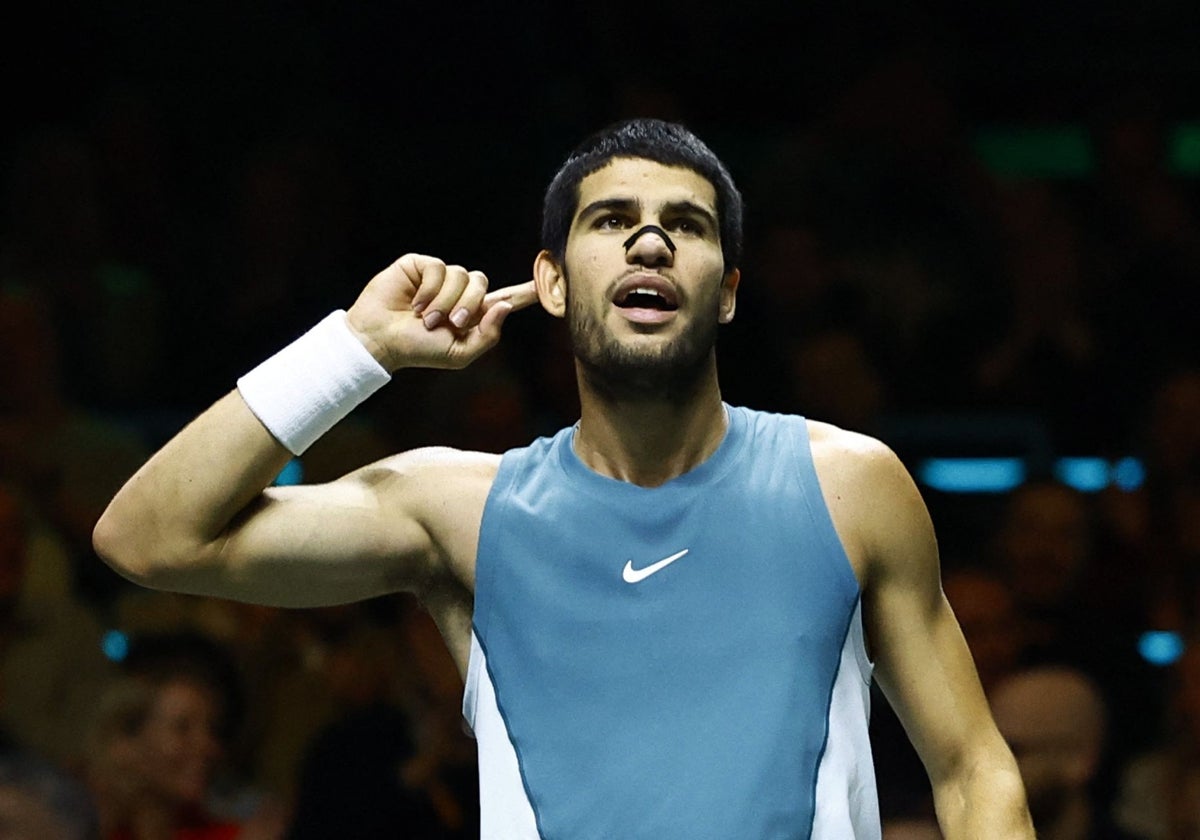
top-left (483, 280), bottom-right (540, 312)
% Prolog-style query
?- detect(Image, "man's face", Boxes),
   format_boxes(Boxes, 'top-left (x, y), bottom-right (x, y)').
top-left (558, 158), bottom-right (736, 400)
top-left (132, 679), bottom-right (224, 807)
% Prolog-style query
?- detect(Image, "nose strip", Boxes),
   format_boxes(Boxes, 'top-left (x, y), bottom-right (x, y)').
top-left (622, 225), bottom-right (676, 254)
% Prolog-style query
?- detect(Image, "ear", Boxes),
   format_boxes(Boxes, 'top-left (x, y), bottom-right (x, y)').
top-left (718, 268), bottom-right (740, 324)
top-left (534, 249), bottom-right (567, 319)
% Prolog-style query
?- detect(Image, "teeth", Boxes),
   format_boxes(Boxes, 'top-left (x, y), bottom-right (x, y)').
top-left (616, 285), bottom-right (674, 309)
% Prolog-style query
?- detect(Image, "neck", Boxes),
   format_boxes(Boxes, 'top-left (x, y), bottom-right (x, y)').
top-left (572, 359), bottom-right (727, 487)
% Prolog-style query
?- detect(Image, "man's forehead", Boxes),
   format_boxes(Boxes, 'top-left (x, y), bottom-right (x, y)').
top-left (575, 157), bottom-right (718, 213)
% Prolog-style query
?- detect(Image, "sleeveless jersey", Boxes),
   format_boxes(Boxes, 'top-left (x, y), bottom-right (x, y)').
top-left (463, 406), bottom-right (880, 839)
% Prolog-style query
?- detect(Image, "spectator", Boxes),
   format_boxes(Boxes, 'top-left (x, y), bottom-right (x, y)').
top-left (942, 566), bottom-right (1024, 693)
top-left (992, 480), bottom-right (1096, 657)
top-left (990, 665), bottom-right (1135, 840)
top-left (1114, 639), bottom-right (1200, 839)
top-left (992, 480), bottom-right (1154, 777)
top-left (287, 604), bottom-right (469, 838)
top-left (0, 481), bottom-right (115, 770)
top-left (0, 289), bottom-right (150, 608)
top-left (972, 180), bottom-right (1108, 450)
top-left (0, 749), bottom-right (98, 840)
top-left (785, 327), bottom-right (886, 435)
top-left (83, 632), bottom-right (286, 840)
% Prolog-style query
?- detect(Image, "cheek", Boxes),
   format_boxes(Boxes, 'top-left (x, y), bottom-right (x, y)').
top-left (143, 723), bottom-right (200, 771)
top-left (139, 733), bottom-right (180, 776)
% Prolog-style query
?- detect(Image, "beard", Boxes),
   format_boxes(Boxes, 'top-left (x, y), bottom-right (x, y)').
top-left (565, 283), bottom-right (719, 404)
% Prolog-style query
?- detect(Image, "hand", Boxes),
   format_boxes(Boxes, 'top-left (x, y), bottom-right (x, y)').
top-left (345, 254), bottom-right (540, 371)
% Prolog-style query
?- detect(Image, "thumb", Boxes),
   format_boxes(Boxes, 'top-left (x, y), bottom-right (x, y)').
top-left (477, 299), bottom-right (514, 343)
top-left (452, 300), bottom-right (513, 364)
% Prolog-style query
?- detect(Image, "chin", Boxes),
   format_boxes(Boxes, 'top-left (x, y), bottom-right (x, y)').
top-left (577, 344), bottom-right (714, 402)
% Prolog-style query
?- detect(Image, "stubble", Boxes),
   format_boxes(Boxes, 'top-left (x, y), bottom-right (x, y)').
top-left (565, 276), bottom-right (720, 403)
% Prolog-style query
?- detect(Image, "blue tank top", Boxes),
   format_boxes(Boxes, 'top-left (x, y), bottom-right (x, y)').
top-left (465, 406), bottom-right (879, 839)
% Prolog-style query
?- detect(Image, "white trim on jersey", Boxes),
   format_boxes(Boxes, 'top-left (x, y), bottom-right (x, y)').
top-left (811, 599), bottom-right (881, 839)
top-left (463, 632), bottom-right (540, 838)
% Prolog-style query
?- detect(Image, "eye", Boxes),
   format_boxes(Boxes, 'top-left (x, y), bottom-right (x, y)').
top-left (664, 215), bottom-right (707, 236)
top-left (596, 214), bottom-right (630, 231)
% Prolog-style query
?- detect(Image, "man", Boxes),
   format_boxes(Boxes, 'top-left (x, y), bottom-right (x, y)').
top-left (94, 119), bottom-right (1032, 838)
top-left (0, 749), bottom-right (98, 840)
top-left (990, 666), bottom-right (1135, 840)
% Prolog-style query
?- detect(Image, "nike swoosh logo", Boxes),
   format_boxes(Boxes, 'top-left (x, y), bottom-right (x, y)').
top-left (622, 549), bottom-right (690, 584)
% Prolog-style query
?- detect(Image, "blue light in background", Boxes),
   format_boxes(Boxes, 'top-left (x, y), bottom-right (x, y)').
top-left (915, 456), bottom-right (1145, 494)
top-left (273, 458), bottom-right (304, 486)
top-left (1054, 457), bottom-right (1110, 493)
top-left (918, 458), bottom-right (1026, 493)
top-left (102, 630), bottom-right (129, 662)
top-left (1112, 457), bottom-right (1146, 492)
top-left (1138, 631), bottom-right (1184, 666)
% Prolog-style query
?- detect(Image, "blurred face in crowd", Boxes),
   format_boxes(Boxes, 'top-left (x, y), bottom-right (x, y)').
top-left (1149, 371), bottom-right (1200, 476)
top-left (942, 569), bottom-right (1022, 692)
top-left (0, 785), bottom-right (76, 840)
top-left (990, 669), bottom-right (1103, 824)
top-left (996, 482), bottom-right (1090, 609)
top-left (129, 677), bottom-right (224, 808)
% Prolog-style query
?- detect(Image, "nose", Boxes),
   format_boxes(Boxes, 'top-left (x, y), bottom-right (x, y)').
top-left (623, 224), bottom-right (675, 268)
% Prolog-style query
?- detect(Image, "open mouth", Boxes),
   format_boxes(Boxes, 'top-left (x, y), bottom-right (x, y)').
top-left (613, 278), bottom-right (679, 312)
top-left (616, 288), bottom-right (677, 311)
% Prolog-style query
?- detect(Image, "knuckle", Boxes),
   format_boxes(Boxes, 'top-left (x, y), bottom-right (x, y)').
top-left (421, 257), bottom-right (446, 276)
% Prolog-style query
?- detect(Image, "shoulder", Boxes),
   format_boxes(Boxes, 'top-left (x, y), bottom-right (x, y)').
top-left (354, 447), bottom-right (505, 594)
top-left (804, 420), bottom-right (932, 581)
top-left (337, 446), bottom-right (503, 534)
top-left (356, 446), bottom-right (503, 492)
top-left (805, 419), bottom-right (913, 499)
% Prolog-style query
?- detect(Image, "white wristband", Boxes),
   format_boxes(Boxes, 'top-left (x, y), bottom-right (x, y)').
top-left (237, 310), bottom-right (392, 455)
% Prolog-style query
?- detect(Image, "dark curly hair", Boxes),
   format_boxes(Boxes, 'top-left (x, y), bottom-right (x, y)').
top-left (541, 118), bottom-right (743, 272)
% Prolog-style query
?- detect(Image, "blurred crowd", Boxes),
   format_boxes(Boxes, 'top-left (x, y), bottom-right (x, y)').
top-left (2, 47), bottom-right (1200, 839)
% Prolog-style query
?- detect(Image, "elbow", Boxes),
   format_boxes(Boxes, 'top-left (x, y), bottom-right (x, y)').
top-left (92, 506), bottom-right (190, 588)
top-left (92, 507), bottom-right (151, 584)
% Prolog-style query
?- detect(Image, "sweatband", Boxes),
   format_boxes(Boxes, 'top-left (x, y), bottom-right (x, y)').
top-left (236, 310), bottom-right (392, 455)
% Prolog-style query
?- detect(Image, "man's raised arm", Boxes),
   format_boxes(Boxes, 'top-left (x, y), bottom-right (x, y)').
top-left (92, 254), bottom-right (538, 608)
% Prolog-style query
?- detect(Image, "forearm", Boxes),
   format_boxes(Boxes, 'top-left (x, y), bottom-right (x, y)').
top-left (932, 749), bottom-right (1034, 840)
top-left (94, 311), bottom-right (391, 583)
top-left (92, 258), bottom-right (532, 597)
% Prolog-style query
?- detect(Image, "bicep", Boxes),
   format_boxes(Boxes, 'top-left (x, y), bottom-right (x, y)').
top-left (149, 445), bottom-right (492, 609)
top-left (209, 465), bottom-right (438, 607)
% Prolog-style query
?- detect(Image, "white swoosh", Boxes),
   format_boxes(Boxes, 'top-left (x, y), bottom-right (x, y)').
top-left (622, 549), bottom-right (690, 584)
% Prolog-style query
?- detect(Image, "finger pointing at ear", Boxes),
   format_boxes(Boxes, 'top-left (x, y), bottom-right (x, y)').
top-left (483, 280), bottom-right (540, 313)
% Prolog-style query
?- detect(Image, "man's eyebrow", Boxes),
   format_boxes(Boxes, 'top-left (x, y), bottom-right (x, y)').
top-left (663, 200), bottom-right (718, 229)
top-left (575, 197), bottom-right (718, 228)
top-left (575, 197), bottom-right (638, 223)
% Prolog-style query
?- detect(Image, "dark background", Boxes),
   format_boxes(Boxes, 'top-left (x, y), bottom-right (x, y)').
top-left (3, 2), bottom-right (1200, 835)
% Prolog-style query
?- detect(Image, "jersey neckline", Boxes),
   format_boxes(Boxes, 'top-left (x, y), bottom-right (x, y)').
top-left (555, 403), bottom-right (750, 501)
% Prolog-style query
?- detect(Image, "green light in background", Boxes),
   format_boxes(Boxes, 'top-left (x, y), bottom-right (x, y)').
top-left (973, 127), bottom-right (1094, 178)
top-left (1169, 124), bottom-right (1200, 175)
